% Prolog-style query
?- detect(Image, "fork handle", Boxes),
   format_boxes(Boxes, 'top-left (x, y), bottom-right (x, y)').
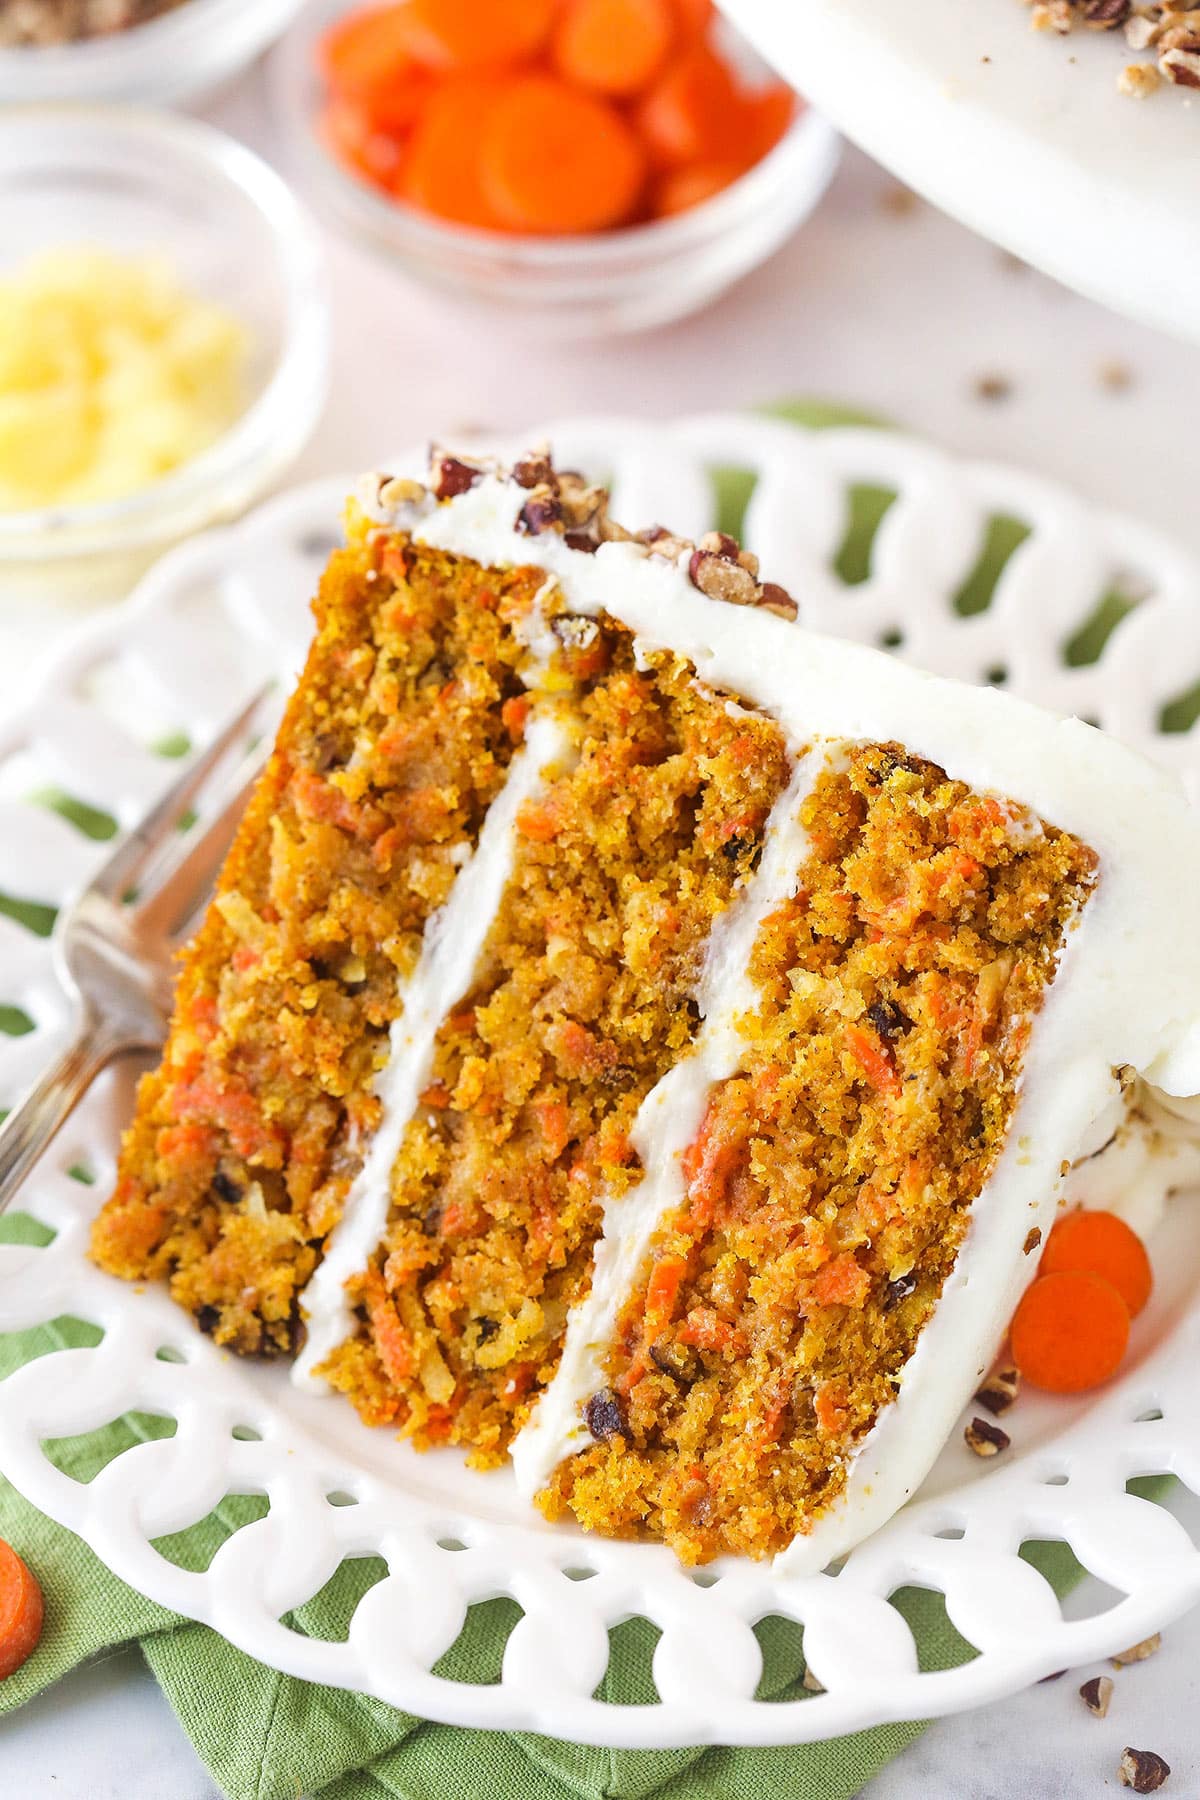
top-left (0, 1019), bottom-right (130, 1216)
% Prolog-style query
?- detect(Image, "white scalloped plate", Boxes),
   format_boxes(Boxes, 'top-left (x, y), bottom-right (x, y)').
top-left (3, 414), bottom-right (1200, 1748)
top-left (722, 0), bottom-right (1200, 346)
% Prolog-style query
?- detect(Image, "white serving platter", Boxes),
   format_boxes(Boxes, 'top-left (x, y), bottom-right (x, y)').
top-left (722, 0), bottom-right (1200, 345)
top-left (2, 413), bottom-right (1200, 1746)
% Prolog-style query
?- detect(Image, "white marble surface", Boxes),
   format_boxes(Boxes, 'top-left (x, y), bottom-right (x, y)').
top-left (2, 44), bottom-right (1200, 1800)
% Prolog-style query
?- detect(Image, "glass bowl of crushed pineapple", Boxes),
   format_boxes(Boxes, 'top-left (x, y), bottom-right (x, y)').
top-left (0, 106), bottom-right (329, 599)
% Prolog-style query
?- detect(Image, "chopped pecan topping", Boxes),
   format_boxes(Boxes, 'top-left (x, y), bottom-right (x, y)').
top-left (1024, 1226), bottom-right (1042, 1255)
top-left (688, 547), bottom-right (760, 606)
top-left (1119, 1747), bottom-right (1171, 1792)
top-left (1080, 1674), bottom-right (1114, 1717)
top-left (431, 451), bottom-right (484, 500)
top-left (517, 489), bottom-right (564, 536)
top-left (511, 451), bottom-right (555, 490)
top-left (974, 1364), bottom-right (1020, 1416)
top-left (757, 581), bottom-right (799, 621)
top-left (1112, 1633), bottom-right (1162, 1666)
top-left (964, 1415), bottom-right (1010, 1456)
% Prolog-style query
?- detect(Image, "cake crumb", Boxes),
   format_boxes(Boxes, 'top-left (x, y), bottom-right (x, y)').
top-left (1112, 1633), bottom-right (1161, 1667)
top-left (973, 373), bottom-right (1014, 404)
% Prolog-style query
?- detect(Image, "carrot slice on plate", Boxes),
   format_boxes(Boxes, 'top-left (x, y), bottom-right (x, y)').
top-left (553, 0), bottom-right (675, 98)
top-left (0, 1541), bottom-right (44, 1682)
top-left (1040, 1208), bottom-right (1152, 1318)
top-left (481, 74), bottom-right (647, 233)
top-left (1010, 1269), bottom-right (1130, 1394)
top-left (402, 0), bottom-right (558, 70)
top-left (401, 74), bottom-right (504, 228)
top-left (634, 41), bottom-right (743, 168)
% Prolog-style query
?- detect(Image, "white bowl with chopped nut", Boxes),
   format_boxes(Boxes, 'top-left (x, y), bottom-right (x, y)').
top-left (722, 0), bottom-right (1200, 347)
top-left (0, 0), bottom-right (306, 103)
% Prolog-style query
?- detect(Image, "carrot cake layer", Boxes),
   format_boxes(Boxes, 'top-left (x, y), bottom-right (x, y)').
top-left (536, 745), bottom-right (1096, 1560)
top-left (92, 508), bottom-right (550, 1351)
top-left (91, 448), bottom-right (1200, 1570)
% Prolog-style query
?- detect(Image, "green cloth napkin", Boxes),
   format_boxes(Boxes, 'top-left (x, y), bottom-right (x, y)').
top-left (0, 401), bottom-right (1097, 1800)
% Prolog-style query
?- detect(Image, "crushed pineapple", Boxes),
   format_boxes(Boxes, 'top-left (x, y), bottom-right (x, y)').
top-left (0, 246), bottom-right (247, 511)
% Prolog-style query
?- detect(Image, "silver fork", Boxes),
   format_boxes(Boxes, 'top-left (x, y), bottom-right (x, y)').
top-left (0, 686), bottom-right (274, 1215)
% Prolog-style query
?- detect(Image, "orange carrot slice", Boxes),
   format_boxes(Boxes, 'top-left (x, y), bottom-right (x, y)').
top-left (402, 0), bottom-right (558, 70)
top-left (481, 75), bottom-right (646, 233)
top-left (319, 4), bottom-right (421, 94)
top-left (552, 0), bottom-right (675, 98)
top-left (743, 82), bottom-right (797, 160)
top-left (321, 99), bottom-right (407, 190)
top-left (670, 0), bottom-right (713, 41)
top-left (1010, 1270), bottom-right (1130, 1394)
top-left (0, 1541), bottom-right (44, 1682)
top-left (652, 157), bottom-right (741, 216)
top-left (844, 1023), bottom-right (901, 1097)
top-left (644, 1251), bottom-right (687, 1332)
top-left (1041, 1209), bottom-right (1152, 1319)
top-left (401, 74), bottom-right (504, 228)
top-left (634, 41), bottom-right (741, 168)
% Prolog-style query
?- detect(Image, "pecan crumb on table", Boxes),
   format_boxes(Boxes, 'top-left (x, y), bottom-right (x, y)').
top-left (1119, 1746), bottom-right (1172, 1792)
top-left (1025, 1), bottom-right (1200, 95)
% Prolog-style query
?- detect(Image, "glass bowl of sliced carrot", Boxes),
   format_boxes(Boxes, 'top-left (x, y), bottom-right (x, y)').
top-left (270, 0), bottom-right (840, 335)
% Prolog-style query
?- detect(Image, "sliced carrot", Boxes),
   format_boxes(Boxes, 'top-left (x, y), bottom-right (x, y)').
top-left (634, 42), bottom-right (742, 168)
top-left (670, 0), bottom-right (713, 41)
top-left (481, 74), bottom-right (647, 233)
top-left (401, 75), bottom-right (504, 228)
top-left (742, 82), bottom-right (797, 162)
top-left (320, 4), bottom-right (422, 94)
top-left (1010, 1270), bottom-right (1130, 1394)
top-left (0, 1541), bottom-right (44, 1681)
top-left (553, 0), bottom-right (675, 98)
top-left (677, 1306), bottom-right (744, 1352)
top-left (1041, 1209), bottom-right (1152, 1318)
top-left (321, 100), bottom-right (407, 189)
top-left (653, 158), bottom-right (741, 216)
top-left (644, 1251), bottom-right (688, 1332)
top-left (844, 1023), bottom-right (901, 1098)
top-left (810, 1251), bottom-right (871, 1310)
top-left (402, 0), bottom-right (558, 70)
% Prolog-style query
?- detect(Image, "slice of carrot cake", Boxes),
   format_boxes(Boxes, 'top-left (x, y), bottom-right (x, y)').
top-left (92, 448), bottom-right (1200, 1568)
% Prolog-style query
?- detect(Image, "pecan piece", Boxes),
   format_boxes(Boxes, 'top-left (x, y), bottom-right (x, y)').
top-left (431, 452), bottom-right (483, 500)
top-left (757, 580), bottom-right (799, 621)
top-left (964, 1416), bottom-right (1010, 1456)
top-left (1080, 1674), bottom-right (1114, 1717)
top-left (1024, 1226), bottom-right (1043, 1255)
top-left (517, 490), bottom-right (563, 536)
top-left (511, 451), bottom-right (555, 490)
top-left (974, 1365), bottom-right (1020, 1416)
top-left (688, 547), bottom-right (759, 606)
top-left (1160, 44), bottom-right (1200, 81)
top-left (1112, 1634), bottom-right (1161, 1666)
top-left (1119, 1747), bottom-right (1171, 1792)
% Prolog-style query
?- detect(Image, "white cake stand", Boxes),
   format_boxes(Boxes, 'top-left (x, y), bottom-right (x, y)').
top-left (722, 0), bottom-right (1200, 345)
